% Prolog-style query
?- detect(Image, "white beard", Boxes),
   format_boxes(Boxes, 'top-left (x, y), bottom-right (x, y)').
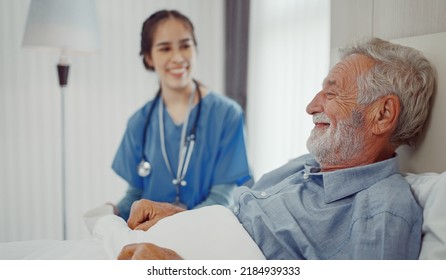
top-left (307, 111), bottom-right (365, 167)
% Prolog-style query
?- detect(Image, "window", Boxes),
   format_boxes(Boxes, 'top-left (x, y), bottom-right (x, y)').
top-left (247, 0), bottom-right (330, 179)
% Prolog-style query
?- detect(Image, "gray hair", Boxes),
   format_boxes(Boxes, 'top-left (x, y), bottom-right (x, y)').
top-left (339, 38), bottom-right (436, 147)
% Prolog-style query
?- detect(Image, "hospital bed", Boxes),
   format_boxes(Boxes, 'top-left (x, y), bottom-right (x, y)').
top-left (0, 32), bottom-right (445, 260)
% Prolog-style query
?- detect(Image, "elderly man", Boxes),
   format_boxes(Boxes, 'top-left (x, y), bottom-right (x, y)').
top-left (118, 38), bottom-right (436, 260)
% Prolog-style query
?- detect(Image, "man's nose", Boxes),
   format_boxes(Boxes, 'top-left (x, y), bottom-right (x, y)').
top-left (306, 91), bottom-right (324, 115)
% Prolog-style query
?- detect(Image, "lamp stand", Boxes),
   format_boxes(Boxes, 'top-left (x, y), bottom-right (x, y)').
top-left (57, 62), bottom-right (69, 240)
top-left (22, 0), bottom-right (100, 241)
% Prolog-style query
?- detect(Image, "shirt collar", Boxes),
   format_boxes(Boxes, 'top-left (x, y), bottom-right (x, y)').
top-left (304, 155), bottom-right (400, 203)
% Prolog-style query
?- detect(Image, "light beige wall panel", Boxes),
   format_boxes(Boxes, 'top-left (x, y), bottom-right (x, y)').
top-left (330, 0), bottom-right (373, 50)
top-left (373, 0), bottom-right (446, 40)
top-left (331, 0), bottom-right (446, 65)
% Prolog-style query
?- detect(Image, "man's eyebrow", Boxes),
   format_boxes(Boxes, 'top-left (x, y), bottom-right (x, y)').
top-left (322, 78), bottom-right (336, 87)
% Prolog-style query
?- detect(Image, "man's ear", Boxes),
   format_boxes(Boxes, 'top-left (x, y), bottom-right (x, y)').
top-left (370, 95), bottom-right (400, 135)
top-left (144, 54), bottom-right (153, 68)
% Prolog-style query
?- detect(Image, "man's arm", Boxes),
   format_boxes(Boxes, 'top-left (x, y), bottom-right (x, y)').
top-left (118, 243), bottom-right (183, 260)
top-left (127, 199), bottom-right (185, 231)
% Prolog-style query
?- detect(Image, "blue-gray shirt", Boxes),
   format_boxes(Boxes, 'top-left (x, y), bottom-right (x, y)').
top-left (233, 154), bottom-right (422, 259)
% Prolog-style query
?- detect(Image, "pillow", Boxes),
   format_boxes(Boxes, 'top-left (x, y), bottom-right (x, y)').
top-left (93, 205), bottom-right (266, 260)
top-left (404, 172), bottom-right (446, 259)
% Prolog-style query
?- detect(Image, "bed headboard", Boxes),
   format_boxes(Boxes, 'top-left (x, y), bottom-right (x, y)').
top-left (393, 32), bottom-right (446, 174)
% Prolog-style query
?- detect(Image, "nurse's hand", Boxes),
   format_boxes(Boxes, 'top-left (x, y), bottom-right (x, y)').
top-left (117, 243), bottom-right (182, 260)
top-left (127, 199), bottom-right (185, 231)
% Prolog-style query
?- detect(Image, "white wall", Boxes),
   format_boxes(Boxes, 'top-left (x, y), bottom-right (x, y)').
top-left (0, 0), bottom-right (224, 242)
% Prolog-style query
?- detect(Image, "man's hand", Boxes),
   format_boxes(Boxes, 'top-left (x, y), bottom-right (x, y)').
top-left (118, 243), bottom-right (183, 260)
top-left (127, 199), bottom-right (185, 231)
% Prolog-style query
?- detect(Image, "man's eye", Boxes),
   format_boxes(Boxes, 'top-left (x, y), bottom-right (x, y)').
top-left (159, 47), bottom-right (170, 52)
top-left (326, 92), bottom-right (336, 98)
top-left (181, 44), bottom-right (191, 49)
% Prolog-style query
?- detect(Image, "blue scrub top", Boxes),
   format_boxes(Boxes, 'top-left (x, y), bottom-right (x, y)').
top-left (112, 92), bottom-right (251, 209)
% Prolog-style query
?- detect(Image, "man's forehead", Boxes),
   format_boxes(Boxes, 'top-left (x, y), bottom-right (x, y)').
top-left (322, 54), bottom-right (374, 88)
top-left (323, 76), bottom-right (337, 86)
top-left (322, 70), bottom-right (344, 88)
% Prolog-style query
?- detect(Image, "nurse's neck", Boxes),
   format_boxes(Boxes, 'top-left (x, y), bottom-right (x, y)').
top-left (162, 86), bottom-right (193, 106)
top-left (161, 84), bottom-right (196, 125)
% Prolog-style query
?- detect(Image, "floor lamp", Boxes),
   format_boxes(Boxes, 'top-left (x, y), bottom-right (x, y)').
top-left (22, 0), bottom-right (100, 240)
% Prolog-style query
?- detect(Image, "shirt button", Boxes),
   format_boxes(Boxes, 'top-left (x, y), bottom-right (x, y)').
top-left (233, 206), bottom-right (238, 213)
top-left (260, 191), bottom-right (267, 197)
top-left (303, 172), bottom-right (309, 180)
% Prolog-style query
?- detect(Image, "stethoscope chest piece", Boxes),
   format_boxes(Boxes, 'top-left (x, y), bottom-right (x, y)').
top-left (172, 178), bottom-right (187, 186)
top-left (137, 159), bottom-right (151, 177)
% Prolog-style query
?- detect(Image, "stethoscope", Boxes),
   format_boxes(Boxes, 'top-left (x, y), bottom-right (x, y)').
top-left (137, 80), bottom-right (202, 204)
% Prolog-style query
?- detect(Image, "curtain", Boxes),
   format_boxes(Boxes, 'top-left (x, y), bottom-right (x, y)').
top-left (247, 0), bottom-right (331, 179)
top-left (225, 0), bottom-right (250, 112)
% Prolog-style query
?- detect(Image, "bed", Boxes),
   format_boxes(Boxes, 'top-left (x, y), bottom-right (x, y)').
top-left (0, 32), bottom-right (445, 260)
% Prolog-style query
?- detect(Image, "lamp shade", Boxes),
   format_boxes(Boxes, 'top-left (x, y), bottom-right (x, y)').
top-left (22, 0), bottom-right (100, 53)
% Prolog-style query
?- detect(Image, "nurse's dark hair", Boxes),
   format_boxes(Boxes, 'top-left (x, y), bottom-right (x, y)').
top-left (140, 10), bottom-right (197, 71)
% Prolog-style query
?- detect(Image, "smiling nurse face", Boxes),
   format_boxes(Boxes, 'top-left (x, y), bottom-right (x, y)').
top-left (144, 18), bottom-right (197, 95)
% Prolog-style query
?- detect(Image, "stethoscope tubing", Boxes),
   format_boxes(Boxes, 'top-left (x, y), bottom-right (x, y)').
top-left (138, 80), bottom-right (202, 180)
top-left (159, 82), bottom-right (194, 185)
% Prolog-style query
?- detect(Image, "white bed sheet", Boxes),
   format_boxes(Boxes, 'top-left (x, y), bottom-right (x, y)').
top-left (0, 239), bottom-right (108, 260)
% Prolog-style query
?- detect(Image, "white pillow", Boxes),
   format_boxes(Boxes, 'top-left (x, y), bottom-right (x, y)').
top-left (404, 172), bottom-right (446, 259)
top-left (93, 205), bottom-right (266, 260)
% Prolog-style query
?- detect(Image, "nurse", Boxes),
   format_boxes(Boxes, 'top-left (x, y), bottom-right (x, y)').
top-left (111, 10), bottom-right (252, 220)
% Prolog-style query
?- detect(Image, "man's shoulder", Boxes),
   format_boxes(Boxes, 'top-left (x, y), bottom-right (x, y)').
top-left (366, 173), bottom-right (411, 199)
top-left (356, 173), bottom-right (422, 222)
